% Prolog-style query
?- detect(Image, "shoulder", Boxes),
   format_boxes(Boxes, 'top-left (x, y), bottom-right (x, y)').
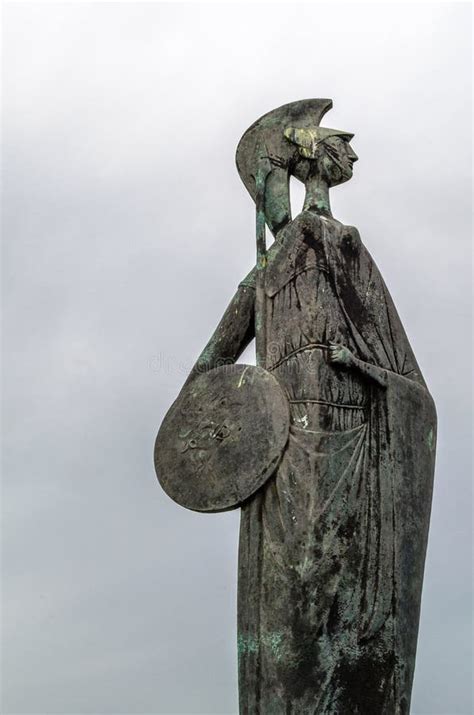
top-left (238, 213), bottom-right (323, 290)
top-left (238, 212), bottom-right (328, 290)
top-left (341, 223), bottom-right (362, 247)
top-left (239, 265), bottom-right (257, 290)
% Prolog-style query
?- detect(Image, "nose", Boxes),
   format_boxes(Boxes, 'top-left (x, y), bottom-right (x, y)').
top-left (348, 146), bottom-right (358, 163)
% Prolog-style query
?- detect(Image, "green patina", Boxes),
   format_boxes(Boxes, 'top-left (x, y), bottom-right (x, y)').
top-left (198, 343), bottom-right (215, 366)
top-left (238, 632), bottom-right (286, 663)
top-left (157, 98), bottom-right (438, 712)
top-left (237, 634), bottom-right (259, 658)
top-left (265, 631), bottom-right (285, 662)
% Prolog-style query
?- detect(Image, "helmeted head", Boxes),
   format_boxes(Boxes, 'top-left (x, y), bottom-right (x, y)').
top-left (236, 99), bottom-right (357, 236)
top-left (283, 126), bottom-right (358, 186)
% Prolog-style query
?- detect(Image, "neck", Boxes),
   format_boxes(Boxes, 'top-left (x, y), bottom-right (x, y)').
top-left (303, 176), bottom-right (332, 217)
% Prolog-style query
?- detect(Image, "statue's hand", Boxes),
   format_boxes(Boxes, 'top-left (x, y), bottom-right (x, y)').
top-left (328, 342), bottom-right (355, 368)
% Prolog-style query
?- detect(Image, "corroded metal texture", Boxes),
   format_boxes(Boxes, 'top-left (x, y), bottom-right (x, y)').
top-left (154, 99), bottom-right (437, 714)
top-left (236, 213), bottom-right (436, 713)
top-left (155, 364), bottom-right (290, 513)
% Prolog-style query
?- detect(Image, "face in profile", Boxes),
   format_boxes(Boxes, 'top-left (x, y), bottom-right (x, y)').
top-left (321, 136), bottom-right (358, 186)
top-left (290, 134), bottom-right (358, 188)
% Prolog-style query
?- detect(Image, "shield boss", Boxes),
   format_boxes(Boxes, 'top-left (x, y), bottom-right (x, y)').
top-left (154, 364), bottom-right (290, 512)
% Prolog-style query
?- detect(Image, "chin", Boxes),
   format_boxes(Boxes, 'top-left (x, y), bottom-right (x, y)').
top-left (332, 172), bottom-right (352, 187)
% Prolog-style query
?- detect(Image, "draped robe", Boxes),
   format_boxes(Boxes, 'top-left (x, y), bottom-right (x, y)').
top-left (192, 210), bottom-right (436, 714)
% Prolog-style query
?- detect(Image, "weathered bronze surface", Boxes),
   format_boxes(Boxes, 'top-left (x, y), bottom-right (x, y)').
top-left (155, 364), bottom-right (290, 512)
top-left (154, 99), bottom-right (437, 713)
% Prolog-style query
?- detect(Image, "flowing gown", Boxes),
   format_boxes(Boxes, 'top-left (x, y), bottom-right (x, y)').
top-left (235, 211), bottom-right (436, 714)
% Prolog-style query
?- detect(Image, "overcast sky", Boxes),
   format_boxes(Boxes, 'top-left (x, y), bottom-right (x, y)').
top-left (2, 3), bottom-right (472, 714)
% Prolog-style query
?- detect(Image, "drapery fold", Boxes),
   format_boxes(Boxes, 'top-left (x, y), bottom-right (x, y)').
top-left (237, 213), bottom-right (436, 713)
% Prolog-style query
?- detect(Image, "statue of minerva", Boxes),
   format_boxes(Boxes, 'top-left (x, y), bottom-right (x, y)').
top-left (155, 99), bottom-right (437, 714)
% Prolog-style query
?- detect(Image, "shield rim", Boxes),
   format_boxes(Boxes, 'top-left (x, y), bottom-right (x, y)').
top-left (154, 364), bottom-right (290, 513)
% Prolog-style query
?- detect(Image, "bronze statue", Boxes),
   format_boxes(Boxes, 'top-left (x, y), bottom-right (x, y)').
top-left (155, 99), bottom-right (437, 714)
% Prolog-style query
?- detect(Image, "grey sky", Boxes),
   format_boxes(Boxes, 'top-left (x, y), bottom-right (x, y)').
top-left (2, 2), bottom-right (472, 714)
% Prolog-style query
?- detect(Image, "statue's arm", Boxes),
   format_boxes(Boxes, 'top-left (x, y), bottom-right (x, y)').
top-left (350, 355), bottom-right (388, 388)
top-left (183, 278), bottom-right (255, 388)
top-left (328, 342), bottom-right (429, 391)
top-left (328, 344), bottom-right (388, 388)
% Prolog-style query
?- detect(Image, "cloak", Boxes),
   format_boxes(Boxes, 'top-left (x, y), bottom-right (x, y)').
top-left (236, 213), bottom-right (436, 713)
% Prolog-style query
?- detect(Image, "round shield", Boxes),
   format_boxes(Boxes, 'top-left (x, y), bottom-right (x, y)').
top-left (154, 364), bottom-right (290, 512)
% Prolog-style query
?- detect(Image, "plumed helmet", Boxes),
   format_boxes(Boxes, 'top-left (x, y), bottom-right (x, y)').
top-left (284, 125), bottom-right (354, 159)
top-left (235, 99), bottom-right (353, 236)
